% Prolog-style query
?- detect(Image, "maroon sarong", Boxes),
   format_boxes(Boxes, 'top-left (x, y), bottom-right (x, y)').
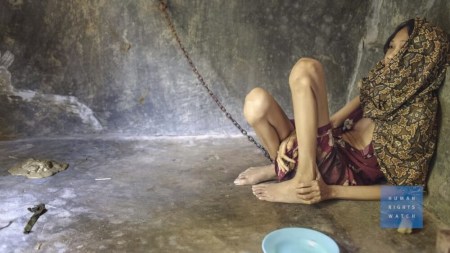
top-left (275, 106), bottom-right (385, 185)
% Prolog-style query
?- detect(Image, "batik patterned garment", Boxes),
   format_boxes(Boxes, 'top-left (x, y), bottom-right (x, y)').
top-left (360, 18), bottom-right (449, 185)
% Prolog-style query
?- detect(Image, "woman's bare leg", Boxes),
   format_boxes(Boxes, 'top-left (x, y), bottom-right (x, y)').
top-left (234, 87), bottom-right (293, 185)
top-left (252, 58), bottom-right (331, 203)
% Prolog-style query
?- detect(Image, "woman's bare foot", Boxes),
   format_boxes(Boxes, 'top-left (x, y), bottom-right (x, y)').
top-left (252, 180), bottom-right (306, 203)
top-left (234, 164), bottom-right (277, 185)
top-left (251, 162), bottom-right (320, 203)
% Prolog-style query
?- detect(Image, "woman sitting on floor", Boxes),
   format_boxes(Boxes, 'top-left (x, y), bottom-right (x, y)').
top-left (234, 18), bottom-right (449, 204)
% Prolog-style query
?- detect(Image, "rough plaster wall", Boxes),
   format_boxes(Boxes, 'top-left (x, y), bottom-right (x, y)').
top-left (348, 0), bottom-right (450, 225)
top-left (427, 68), bottom-right (450, 225)
top-left (0, 0), bottom-right (367, 137)
top-left (0, 51), bottom-right (102, 138)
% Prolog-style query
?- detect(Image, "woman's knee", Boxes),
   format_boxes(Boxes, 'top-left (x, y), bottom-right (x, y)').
top-left (288, 57), bottom-right (323, 91)
top-left (243, 87), bottom-right (272, 124)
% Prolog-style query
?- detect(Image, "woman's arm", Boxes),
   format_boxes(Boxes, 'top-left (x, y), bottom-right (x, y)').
top-left (329, 184), bottom-right (381, 200)
top-left (296, 177), bottom-right (382, 204)
top-left (329, 96), bottom-right (361, 128)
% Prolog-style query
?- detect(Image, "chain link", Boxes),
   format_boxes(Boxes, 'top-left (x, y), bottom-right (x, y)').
top-left (159, 0), bottom-right (272, 162)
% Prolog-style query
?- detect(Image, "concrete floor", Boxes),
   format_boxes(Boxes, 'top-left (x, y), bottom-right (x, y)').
top-left (0, 136), bottom-right (444, 253)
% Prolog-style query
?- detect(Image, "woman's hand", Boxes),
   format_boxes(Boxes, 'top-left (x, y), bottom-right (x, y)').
top-left (276, 131), bottom-right (298, 172)
top-left (297, 174), bottom-right (333, 204)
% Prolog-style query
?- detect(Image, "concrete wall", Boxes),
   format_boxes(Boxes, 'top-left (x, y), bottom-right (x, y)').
top-left (0, 0), bottom-right (449, 224)
top-left (0, 0), bottom-right (367, 138)
top-left (426, 69), bottom-right (450, 225)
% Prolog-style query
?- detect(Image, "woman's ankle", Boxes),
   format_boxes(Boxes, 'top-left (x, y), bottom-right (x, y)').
top-left (293, 160), bottom-right (317, 182)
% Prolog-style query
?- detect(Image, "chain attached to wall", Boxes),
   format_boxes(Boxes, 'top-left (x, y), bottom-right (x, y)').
top-left (158, 0), bottom-right (272, 162)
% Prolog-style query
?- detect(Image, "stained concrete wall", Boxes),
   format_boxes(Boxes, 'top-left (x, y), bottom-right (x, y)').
top-left (0, 0), bottom-right (367, 138)
top-left (1, 0), bottom-right (450, 224)
top-left (426, 67), bottom-right (450, 226)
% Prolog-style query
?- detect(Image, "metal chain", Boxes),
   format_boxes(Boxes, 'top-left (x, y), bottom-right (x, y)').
top-left (158, 0), bottom-right (272, 162)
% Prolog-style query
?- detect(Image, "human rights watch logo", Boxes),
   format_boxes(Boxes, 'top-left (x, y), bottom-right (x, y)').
top-left (380, 186), bottom-right (423, 229)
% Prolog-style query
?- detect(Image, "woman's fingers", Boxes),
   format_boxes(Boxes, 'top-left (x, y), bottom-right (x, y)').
top-left (296, 184), bottom-right (321, 203)
top-left (297, 181), bottom-right (319, 193)
top-left (277, 145), bottom-right (286, 161)
top-left (286, 135), bottom-right (297, 153)
top-left (276, 133), bottom-right (299, 174)
top-left (286, 137), bottom-right (294, 151)
top-left (292, 150), bottom-right (298, 159)
top-left (279, 134), bottom-right (295, 155)
top-left (277, 154), bottom-right (296, 173)
top-left (280, 154), bottom-right (295, 164)
top-left (298, 180), bottom-right (317, 188)
top-left (277, 156), bottom-right (289, 172)
top-left (298, 192), bottom-right (320, 200)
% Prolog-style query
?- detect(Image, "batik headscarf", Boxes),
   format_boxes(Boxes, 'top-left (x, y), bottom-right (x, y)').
top-left (360, 18), bottom-right (449, 186)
